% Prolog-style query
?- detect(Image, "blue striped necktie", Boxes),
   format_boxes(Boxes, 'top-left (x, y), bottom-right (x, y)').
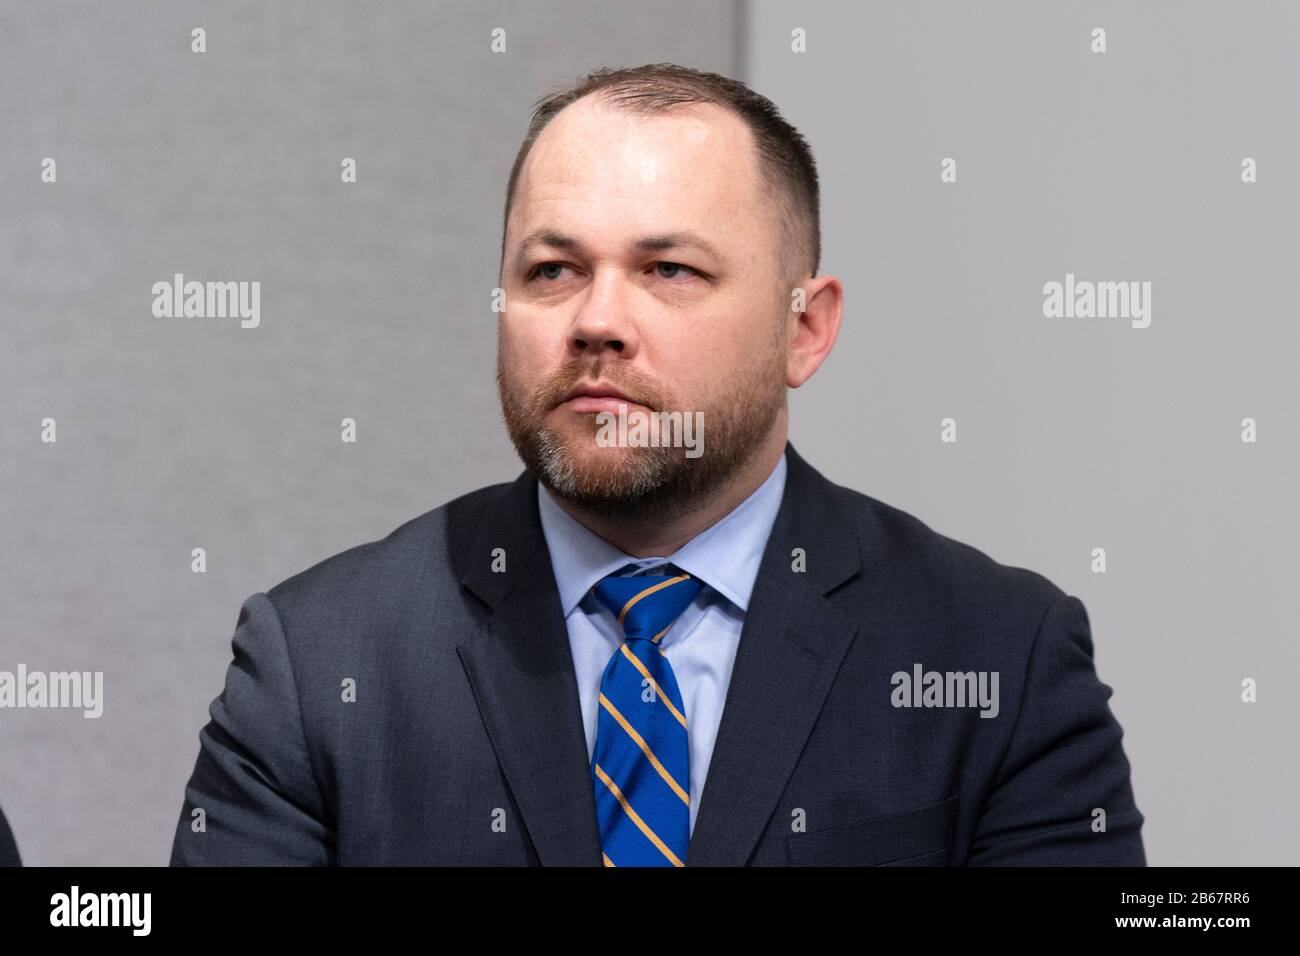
top-left (589, 565), bottom-right (704, 867)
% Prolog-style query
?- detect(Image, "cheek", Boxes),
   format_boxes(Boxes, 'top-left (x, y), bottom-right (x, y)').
top-left (702, 321), bottom-right (784, 392)
top-left (497, 327), bottom-right (534, 400)
top-left (500, 312), bottom-right (545, 372)
top-left (675, 317), bottom-right (752, 372)
top-left (503, 306), bottom-right (565, 356)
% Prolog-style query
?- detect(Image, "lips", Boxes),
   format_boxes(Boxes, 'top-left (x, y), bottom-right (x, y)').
top-left (557, 382), bottom-right (649, 414)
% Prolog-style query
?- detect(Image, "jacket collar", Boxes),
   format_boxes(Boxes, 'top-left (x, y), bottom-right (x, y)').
top-left (458, 442), bottom-right (863, 865)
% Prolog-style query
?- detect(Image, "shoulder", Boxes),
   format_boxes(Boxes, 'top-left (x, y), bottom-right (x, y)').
top-left (263, 478), bottom-right (513, 624)
top-left (825, 476), bottom-right (1071, 635)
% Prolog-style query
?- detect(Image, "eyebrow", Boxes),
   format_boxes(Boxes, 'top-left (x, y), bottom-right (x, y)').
top-left (512, 229), bottom-right (726, 268)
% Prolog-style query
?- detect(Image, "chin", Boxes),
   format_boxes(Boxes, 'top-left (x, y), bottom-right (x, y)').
top-left (561, 443), bottom-right (653, 480)
top-left (540, 434), bottom-right (673, 500)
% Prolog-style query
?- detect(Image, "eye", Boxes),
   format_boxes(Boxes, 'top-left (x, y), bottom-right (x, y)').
top-left (529, 262), bottom-right (572, 282)
top-left (525, 261), bottom-right (703, 283)
top-left (653, 261), bottom-right (700, 281)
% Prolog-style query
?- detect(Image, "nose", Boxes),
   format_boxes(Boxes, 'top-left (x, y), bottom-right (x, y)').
top-left (567, 272), bottom-right (640, 360)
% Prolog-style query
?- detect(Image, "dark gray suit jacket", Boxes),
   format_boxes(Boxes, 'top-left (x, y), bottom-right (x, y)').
top-left (0, 803), bottom-right (19, 867)
top-left (170, 443), bottom-right (1145, 865)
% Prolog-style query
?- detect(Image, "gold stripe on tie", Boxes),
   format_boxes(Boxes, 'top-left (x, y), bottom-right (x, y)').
top-left (598, 693), bottom-right (690, 804)
top-left (603, 852), bottom-right (616, 867)
top-left (593, 763), bottom-right (686, 867)
top-left (618, 644), bottom-right (688, 728)
top-left (617, 574), bottom-right (691, 626)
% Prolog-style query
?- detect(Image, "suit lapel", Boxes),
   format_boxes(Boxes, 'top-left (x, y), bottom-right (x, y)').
top-left (685, 444), bottom-right (863, 865)
top-left (457, 472), bottom-right (604, 866)
top-left (456, 442), bottom-right (862, 867)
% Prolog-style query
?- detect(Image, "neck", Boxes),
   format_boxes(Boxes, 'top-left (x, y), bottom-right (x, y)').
top-left (550, 424), bottom-right (787, 558)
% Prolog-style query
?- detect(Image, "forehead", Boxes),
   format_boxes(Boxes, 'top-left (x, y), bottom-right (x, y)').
top-left (509, 95), bottom-right (769, 249)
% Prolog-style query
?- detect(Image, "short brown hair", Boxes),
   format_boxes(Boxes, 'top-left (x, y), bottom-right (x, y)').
top-left (501, 63), bottom-right (820, 285)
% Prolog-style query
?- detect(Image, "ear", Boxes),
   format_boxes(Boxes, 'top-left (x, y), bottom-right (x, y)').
top-left (787, 274), bottom-right (844, 388)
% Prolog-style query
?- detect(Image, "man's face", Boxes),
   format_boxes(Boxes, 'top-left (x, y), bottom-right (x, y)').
top-left (497, 95), bottom-right (791, 520)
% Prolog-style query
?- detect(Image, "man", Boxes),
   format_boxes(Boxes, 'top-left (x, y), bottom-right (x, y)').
top-left (170, 63), bottom-right (1145, 866)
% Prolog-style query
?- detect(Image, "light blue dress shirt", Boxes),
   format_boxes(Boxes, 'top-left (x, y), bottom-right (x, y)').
top-left (536, 451), bottom-right (788, 838)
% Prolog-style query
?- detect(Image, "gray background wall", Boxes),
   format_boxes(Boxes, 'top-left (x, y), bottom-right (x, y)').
top-left (0, 0), bottom-right (1294, 865)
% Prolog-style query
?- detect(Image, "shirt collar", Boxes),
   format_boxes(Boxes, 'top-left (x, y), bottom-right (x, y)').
top-left (537, 451), bottom-right (788, 616)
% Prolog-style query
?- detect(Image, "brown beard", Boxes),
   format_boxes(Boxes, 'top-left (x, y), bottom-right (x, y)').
top-left (497, 340), bottom-right (786, 524)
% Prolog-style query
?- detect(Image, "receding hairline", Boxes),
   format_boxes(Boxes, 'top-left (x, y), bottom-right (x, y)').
top-left (505, 97), bottom-right (786, 270)
top-left (500, 72), bottom-right (819, 287)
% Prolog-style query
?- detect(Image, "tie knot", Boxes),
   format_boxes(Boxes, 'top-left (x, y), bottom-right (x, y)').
top-left (592, 566), bottom-right (704, 642)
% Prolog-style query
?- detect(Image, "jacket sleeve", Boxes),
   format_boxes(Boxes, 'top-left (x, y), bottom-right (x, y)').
top-left (967, 593), bottom-right (1146, 865)
top-left (169, 592), bottom-right (335, 865)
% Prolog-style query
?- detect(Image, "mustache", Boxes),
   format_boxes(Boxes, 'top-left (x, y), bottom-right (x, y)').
top-left (539, 360), bottom-right (667, 412)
